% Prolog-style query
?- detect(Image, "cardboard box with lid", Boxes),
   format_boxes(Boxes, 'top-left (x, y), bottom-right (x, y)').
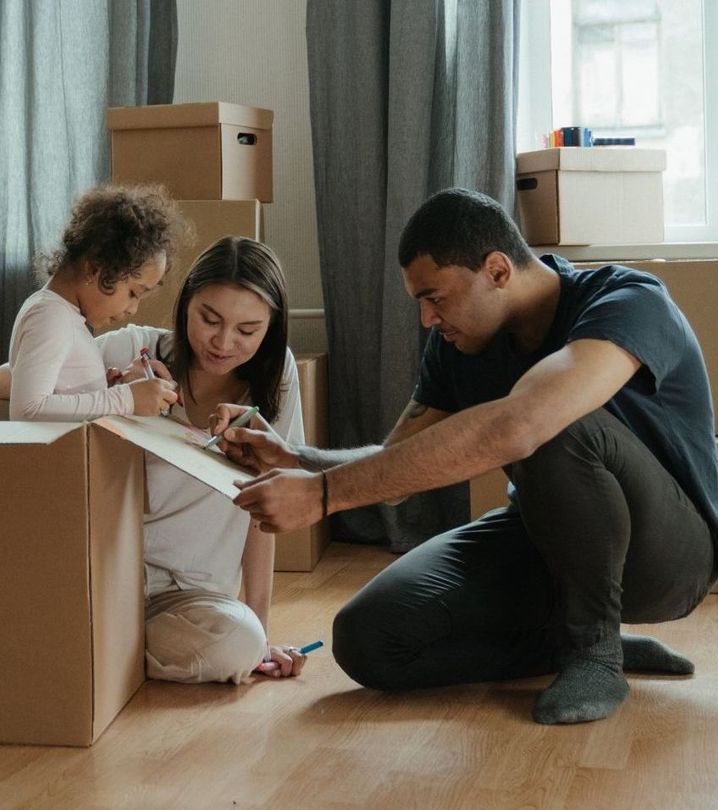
top-left (107, 101), bottom-right (273, 202)
top-left (516, 147), bottom-right (666, 246)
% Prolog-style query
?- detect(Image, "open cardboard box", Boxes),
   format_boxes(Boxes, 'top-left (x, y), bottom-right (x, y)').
top-left (0, 414), bottom-right (252, 746)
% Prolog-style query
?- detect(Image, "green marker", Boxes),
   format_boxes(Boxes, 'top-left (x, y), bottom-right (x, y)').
top-left (203, 406), bottom-right (259, 451)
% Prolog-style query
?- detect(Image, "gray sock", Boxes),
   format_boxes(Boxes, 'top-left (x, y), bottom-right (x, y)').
top-left (621, 633), bottom-right (694, 674)
top-left (533, 635), bottom-right (628, 725)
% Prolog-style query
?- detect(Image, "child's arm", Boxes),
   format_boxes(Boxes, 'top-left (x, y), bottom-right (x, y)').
top-left (10, 303), bottom-right (134, 421)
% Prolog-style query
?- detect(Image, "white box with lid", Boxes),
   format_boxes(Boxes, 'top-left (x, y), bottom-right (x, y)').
top-left (516, 147), bottom-right (665, 246)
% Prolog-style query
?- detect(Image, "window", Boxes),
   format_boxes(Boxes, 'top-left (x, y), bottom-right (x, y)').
top-left (518, 0), bottom-right (718, 242)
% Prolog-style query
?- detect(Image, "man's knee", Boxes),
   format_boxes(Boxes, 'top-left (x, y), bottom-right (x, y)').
top-left (146, 598), bottom-right (266, 684)
top-left (333, 594), bottom-right (404, 691)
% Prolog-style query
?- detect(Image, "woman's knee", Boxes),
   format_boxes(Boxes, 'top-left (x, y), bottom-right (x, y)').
top-left (146, 598), bottom-right (266, 684)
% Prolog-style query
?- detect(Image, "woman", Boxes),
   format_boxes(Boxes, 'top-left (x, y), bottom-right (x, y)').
top-left (94, 235), bottom-right (307, 684)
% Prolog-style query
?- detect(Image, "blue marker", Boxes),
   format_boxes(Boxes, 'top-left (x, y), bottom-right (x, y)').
top-left (298, 640), bottom-right (324, 655)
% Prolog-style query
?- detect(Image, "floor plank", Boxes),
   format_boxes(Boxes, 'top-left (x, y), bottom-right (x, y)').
top-left (1, 542), bottom-right (718, 809)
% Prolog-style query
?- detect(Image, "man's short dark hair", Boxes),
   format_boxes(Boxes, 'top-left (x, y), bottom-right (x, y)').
top-left (398, 188), bottom-right (534, 270)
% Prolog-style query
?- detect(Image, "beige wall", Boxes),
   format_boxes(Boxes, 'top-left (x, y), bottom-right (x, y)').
top-left (174, 0), bottom-right (326, 353)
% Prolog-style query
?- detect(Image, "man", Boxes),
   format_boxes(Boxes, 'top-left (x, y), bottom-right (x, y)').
top-left (217, 188), bottom-right (717, 725)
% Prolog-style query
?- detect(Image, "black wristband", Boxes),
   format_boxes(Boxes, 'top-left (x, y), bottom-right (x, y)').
top-left (321, 471), bottom-right (328, 518)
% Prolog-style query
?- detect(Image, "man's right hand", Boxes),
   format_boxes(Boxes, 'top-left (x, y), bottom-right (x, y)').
top-left (129, 378), bottom-right (178, 416)
top-left (210, 404), bottom-right (299, 475)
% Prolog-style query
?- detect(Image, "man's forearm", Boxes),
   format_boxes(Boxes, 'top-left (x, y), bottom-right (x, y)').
top-left (296, 444), bottom-right (383, 471)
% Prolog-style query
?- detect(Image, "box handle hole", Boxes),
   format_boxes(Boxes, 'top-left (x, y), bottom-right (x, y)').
top-left (517, 177), bottom-right (538, 191)
top-left (237, 133), bottom-right (257, 145)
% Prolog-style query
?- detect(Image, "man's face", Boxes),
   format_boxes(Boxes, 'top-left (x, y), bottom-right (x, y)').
top-left (402, 254), bottom-right (507, 354)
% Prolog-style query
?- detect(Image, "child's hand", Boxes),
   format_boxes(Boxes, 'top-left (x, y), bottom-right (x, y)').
top-left (119, 357), bottom-right (174, 384)
top-left (129, 378), bottom-right (178, 416)
top-left (106, 367), bottom-right (123, 387)
top-left (254, 644), bottom-right (307, 678)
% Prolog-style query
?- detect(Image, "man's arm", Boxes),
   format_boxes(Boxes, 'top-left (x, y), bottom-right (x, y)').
top-left (235, 339), bottom-right (640, 532)
top-left (213, 398), bottom-right (449, 473)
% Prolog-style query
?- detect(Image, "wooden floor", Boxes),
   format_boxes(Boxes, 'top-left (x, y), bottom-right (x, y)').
top-left (2, 542), bottom-right (718, 810)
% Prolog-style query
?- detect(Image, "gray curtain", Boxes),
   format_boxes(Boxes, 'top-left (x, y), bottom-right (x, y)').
top-left (306, 0), bottom-right (520, 550)
top-left (0, 0), bottom-right (178, 361)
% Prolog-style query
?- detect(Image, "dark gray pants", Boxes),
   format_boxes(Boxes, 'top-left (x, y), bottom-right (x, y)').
top-left (333, 409), bottom-right (716, 690)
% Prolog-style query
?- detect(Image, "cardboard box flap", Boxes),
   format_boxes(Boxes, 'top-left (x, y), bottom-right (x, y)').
top-left (517, 147), bottom-right (666, 174)
top-left (0, 421), bottom-right (81, 445)
top-left (107, 102), bottom-right (273, 132)
top-left (93, 415), bottom-right (252, 499)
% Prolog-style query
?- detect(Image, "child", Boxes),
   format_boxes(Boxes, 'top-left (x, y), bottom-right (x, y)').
top-left (9, 185), bottom-right (185, 420)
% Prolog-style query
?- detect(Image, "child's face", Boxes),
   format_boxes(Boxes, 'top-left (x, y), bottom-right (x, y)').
top-left (81, 252), bottom-right (167, 329)
top-left (186, 283), bottom-right (272, 376)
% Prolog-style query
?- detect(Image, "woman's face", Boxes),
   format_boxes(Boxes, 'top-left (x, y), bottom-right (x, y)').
top-left (186, 283), bottom-right (273, 375)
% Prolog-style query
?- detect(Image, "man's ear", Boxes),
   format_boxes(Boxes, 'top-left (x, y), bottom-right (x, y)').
top-left (482, 251), bottom-right (512, 288)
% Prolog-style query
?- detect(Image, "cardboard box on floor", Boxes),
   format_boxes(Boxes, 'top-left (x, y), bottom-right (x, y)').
top-left (107, 102), bottom-right (273, 202)
top-left (516, 147), bottom-right (666, 246)
top-left (99, 199), bottom-right (263, 335)
top-left (469, 468), bottom-right (509, 521)
top-left (0, 421), bottom-right (145, 747)
top-left (0, 414), bottom-right (256, 747)
top-left (275, 353), bottom-right (330, 572)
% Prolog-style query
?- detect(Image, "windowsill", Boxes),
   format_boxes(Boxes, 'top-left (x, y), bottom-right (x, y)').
top-left (532, 243), bottom-right (718, 262)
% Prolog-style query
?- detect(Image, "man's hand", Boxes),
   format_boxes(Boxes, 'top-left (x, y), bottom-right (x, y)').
top-left (210, 404), bottom-right (300, 475)
top-left (234, 468), bottom-right (323, 533)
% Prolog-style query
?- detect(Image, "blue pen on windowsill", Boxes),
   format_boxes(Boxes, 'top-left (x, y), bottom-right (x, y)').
top-left (203, 405), bottom-right (259, 451)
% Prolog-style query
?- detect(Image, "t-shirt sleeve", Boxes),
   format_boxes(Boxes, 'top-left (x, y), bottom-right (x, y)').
top-left (567, 279), bottom-right (686, 391)
top-left (95, 324), bottom-right (170, 370)
top-left (9, 300), bottom-right (134, 421)
top-left (272, 348), bottom-right (305, 444)
top-left (412, 331), bottom-right (457, 412)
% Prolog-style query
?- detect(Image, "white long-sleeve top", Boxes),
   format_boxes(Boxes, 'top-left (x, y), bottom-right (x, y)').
top-left (8, 288), bottom-right (134, 420)
top-left (95, 324), bottom-right (305, 598)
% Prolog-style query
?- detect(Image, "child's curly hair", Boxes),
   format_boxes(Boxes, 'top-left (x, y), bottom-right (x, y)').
top-left (37, 184), bottom-right (192, 292)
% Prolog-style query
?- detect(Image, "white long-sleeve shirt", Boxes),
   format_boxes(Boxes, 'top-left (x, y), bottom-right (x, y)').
top-left (95, 324), bottom-right (305, 597)
top-left (8, 288), bottom-right (134, 420)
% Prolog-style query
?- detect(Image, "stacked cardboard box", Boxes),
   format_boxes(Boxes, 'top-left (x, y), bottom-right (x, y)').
top-left (106, 101), bottom-right (330, 572)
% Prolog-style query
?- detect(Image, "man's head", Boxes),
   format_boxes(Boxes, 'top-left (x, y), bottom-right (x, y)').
top-left (399, 189), bottom-right (536, 354)
top-left (398, 188), bottom-right (533, 271)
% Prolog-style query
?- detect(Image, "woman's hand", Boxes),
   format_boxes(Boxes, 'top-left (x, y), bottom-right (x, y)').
top-left (118, 357), bottom-right (174, 384)
top-left (129, 378), bottom-right (178, 416)
top-left (255, 644), bottom-right (308, 678)
top-left (209, 404), bottom-right (300, 474)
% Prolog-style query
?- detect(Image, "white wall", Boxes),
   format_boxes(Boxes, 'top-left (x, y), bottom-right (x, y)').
top-left (174, 0), bottom-right (326, 352)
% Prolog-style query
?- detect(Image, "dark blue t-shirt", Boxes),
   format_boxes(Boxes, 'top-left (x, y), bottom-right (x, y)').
top-left (414, 254), bottom-right (718, 538)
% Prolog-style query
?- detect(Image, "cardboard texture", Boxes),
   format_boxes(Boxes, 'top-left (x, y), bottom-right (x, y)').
top-left (516, 147), bottom-right (665, 246)
top-left (274, 353), bottom-right (331, 572)
top-left (98, 199), bottom-right (262, 334)
top-left (107, 101), bottom-right (273, 202)
top-left (469, 468), bottom-right (510, 521)
top-left (0, 422), bottom-right (145, 746)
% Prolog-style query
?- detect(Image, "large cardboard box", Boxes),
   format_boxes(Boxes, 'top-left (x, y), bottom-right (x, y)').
top-left (107, 102), bottom-right (273, 202)
top-left (516, 147), bottom-right (665, 246)
top-left (100, 199), bottom-right (263, 334)
top-left (274, 353), bottom-right (330, 572)
top-left (0, 422), bottom-right (145, 746)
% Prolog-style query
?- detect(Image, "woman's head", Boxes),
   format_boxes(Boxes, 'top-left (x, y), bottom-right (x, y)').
top-left (172, 237), bottom-right (289, 422)
top-left (40, 184), bottom-right (188, 328)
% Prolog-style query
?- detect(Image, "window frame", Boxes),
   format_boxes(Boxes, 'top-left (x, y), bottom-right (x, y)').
top-left (517, 0), bottom-right (718, 244)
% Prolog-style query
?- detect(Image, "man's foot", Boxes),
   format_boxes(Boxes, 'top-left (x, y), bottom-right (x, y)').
top-left (533, 636), bottom-right (628, 725)
top-left (621, 633), bottom-right (694, 674)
